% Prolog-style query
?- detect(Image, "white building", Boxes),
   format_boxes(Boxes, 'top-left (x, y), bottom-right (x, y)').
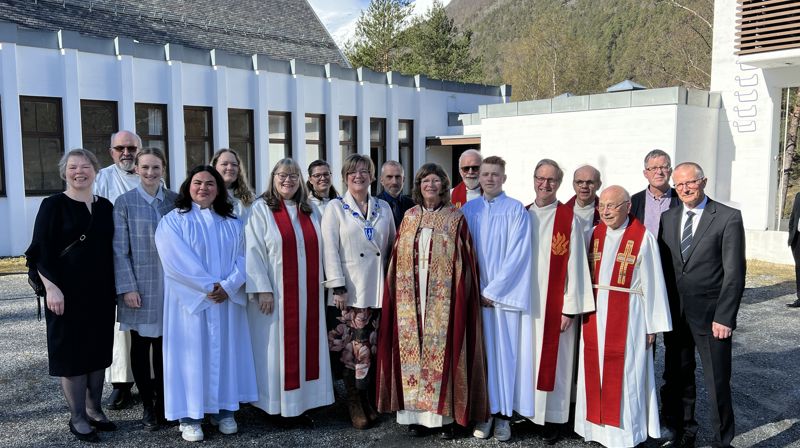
top-left (0, 0), bottom-right (507, 256)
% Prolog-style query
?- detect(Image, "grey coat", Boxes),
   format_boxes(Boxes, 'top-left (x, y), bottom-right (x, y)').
top-left (113, 187), bottom-right (178, 325)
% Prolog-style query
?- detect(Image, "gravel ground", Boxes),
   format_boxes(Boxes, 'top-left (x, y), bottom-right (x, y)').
top-left (0, 272), bottom-right (798, 448)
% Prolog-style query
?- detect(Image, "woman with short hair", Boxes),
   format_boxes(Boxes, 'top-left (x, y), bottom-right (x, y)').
top-left (26, 148), bottom-right (117, 443)
top-left (321, 154), bottom-right (396, 429)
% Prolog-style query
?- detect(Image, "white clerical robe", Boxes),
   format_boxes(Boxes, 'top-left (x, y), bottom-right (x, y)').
top-left (95, 164), bottom-right (140, 384)
top-left (574, 219), bottom-right (672, 448)
top-left (516, 201), bottom-right (595, 423)
top-left (573, 200), bottom-right (597, 235)
top-left (462, 193), bottom-right (532, 417)
top-left (155, 204), bottom-right (258, 420)
top-left (244, 199), bottom-right (334, 417)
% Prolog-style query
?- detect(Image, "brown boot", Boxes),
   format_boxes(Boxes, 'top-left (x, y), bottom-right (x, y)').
top-left (345, 375), bottom-right (369, 429)
top-left (360, 389), bottom-right (379, 423)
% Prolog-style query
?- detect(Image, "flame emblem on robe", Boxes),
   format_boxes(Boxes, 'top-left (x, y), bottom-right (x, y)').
top-left (551, 232), bottom-right (569, 256)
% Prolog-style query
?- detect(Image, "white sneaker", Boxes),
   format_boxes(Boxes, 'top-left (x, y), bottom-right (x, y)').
top-left (473, 416), bottom-right (494, 439)
top-left (210, 416), bottom-right (238, 435)
top-left (494, 418), bottom-right (511, 442)
top-left (181, 423), bottom-right (204, 442)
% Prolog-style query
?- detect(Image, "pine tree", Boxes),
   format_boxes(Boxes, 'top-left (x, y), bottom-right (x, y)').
top-left (345, 0), bottom-right (413, 72)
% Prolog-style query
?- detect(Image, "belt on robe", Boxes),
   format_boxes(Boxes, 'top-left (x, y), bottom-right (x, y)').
top-left (592, 284), bottom-right (643, 295)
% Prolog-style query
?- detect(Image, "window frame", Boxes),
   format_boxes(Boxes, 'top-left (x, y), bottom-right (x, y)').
top-left (399, 119), bottom-right (414, 194)
top-left (339, 115), bottom-right (357, 161)
top-left (183, 106), bottom-right (214, 170)
top-left (370, 118), bottom-right (387, 195)
top-left (135, 102), bottom-right (170, 187)
top-left (80, 99), bottom-right (119, 169)
top-left (268, 111), bottom-right (292, 162)
top-left (305, 113), bottom-right (327, 163)
top-left (227, 108), bottom-right (256, 190)
top-left (20, 96), bottom-right (65, 196)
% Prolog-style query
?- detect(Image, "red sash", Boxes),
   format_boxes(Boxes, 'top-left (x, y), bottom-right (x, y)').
top-left (582, 218), bottom-right (646, 427)
top-left (565, 195), bottom-right (600, 226)
top-left (451, 182), bottom-right (480, 208)
top-left (536, 202), bottom-right (573, 391)
top-left (272, 200), bottom-right (320, 391)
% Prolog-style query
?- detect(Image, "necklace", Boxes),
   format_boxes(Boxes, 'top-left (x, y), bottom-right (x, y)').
top-left (337, 196), bottom-right (381, 241)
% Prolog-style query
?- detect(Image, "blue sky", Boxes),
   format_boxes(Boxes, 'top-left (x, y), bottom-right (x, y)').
top-left (308, 0), bottom-right (452, 46)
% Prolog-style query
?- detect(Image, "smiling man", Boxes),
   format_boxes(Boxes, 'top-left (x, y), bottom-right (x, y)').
top-left (515, 159), bottom-right (594, 444)
top-left (566, 165), bottom-right (602, 233)
top-left (658, 163), bottom-right (745, 448)
top-left (572, 185), bottom-right (671, 447)
top-left (630, 150), bottom-right (680, 237)
top-left (451, 149), bottom-right (483, 208)
top-left (94, 130), bottom-right (142, 411)
top-left (461, 156), bottom-right (531, 442)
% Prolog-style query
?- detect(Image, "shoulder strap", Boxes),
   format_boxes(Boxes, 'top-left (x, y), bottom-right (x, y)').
top-left (59, 197), bottom-right (96, 258)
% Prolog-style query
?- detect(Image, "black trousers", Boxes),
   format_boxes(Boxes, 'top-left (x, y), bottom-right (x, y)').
top-left (129, 330), bottom-right (164, 413)
top-left (661, 312), bottom-right (735, 448)
top-left (792, 238), bottom-right (800, 297)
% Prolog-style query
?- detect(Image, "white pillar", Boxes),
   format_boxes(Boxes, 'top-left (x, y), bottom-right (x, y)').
top-left (167, 61), bottom-right (186, 186)
top-left (254, 70), bottom-right (270, 193)
top-left (213, 65), bottom-right (229, 150)
top-left (117, 55), bottom-right (136, 132)
top-left (61, 49), bottom-right (82, 149)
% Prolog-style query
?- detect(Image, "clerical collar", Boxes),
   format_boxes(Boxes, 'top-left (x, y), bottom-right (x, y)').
top-left (607, 217), bottom-right (630, 234)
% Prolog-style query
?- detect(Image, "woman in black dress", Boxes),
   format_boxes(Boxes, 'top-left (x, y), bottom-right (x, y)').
top-left (27, 148), bottom-right (117, 443)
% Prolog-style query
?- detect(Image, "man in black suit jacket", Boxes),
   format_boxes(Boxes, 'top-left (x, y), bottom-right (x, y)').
top-left (658, 162), bottom-right (745, 448)
top-left (786, 192), bottom-right (800, 307)
top-left (630, 149), bottom-right (681, 236)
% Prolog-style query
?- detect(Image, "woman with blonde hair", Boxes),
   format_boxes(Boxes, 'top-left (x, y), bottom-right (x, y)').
top-left (245, 158), bottom-right (334, 420)
top-left (212, 148), bottom-right (255, 218)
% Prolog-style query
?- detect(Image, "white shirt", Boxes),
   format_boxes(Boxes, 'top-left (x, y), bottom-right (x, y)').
top-left (679, 196), bottom-right (708, 237)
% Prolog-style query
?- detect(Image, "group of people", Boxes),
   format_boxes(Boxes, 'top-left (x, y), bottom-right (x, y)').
top-left (26, 130), bottom-right (745, 448)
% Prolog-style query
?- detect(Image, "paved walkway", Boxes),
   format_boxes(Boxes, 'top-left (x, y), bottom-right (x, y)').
top-left (0, 272), bottom-right (798, 447)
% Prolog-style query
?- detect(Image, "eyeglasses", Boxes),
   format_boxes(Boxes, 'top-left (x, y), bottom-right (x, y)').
top-left (645, 165), bottom-right (671, 173)
top-left (347, 170), bottom-right (370, 177)
top-left (534, 175), bottom-right (559, 185)
top-left (310, 172), bottom-right (331, 179)
top-left (574, 180), bottom-right (595, 186)
top-left (673, 177), bottom-right (705, 190)
top-left (460, 165), bottom-right (480, 173)
top-left (598, 200), bottom-right (629, 211)
top-left (274, 173), bottom-right (300, 182)
top-left (112, 145), bottom-right (138, 153)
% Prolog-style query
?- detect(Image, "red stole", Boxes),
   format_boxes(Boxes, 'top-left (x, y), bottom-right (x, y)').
top-left (451, 182), bottom-right (479, 208)
top-left (565, 195), bottom-right (600, 226)
top-left (272, 200), bottom-right (320, 391)
top-left (536, 202), bottom-right (574, 391)
top-left (582, 218), bottom-right (646, 427)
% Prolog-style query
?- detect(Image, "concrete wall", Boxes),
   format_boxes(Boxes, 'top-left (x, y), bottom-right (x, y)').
top-left (0, 36), bottom-right (505, 255)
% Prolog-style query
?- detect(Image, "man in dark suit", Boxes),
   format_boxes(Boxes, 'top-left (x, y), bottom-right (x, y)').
top-left (377, 160), bottom-right (414, 228)
top-left (631, 149), bottom-right (681, 236)
top-left (658, 162), bottom-right (745, 448)
top-left (786, 192), bottom-right (800, 307)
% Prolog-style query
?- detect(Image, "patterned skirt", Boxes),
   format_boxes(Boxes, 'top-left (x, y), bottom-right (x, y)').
top-left (327, 306), bottom-right (380, 389)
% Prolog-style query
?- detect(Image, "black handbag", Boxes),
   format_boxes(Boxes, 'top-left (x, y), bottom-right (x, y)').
top-left (25, 200), bottom-right (94, 320)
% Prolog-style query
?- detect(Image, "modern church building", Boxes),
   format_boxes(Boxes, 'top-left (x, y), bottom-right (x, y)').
top-left (0, 0), bottom-right (797, 265)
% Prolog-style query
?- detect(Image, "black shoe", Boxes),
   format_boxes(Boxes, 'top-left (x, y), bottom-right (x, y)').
top-left (440, 423), bottom-right (454, 439)
top-left (408, 424), bottom-right (424, 437)
top-left (787, 298), bottom-right (800, 308)
top-left (541, 423), bottom-right (560, 445)
top-left (142, 406), bottom-right (159, 431)
top-left (661, 432), bottom-right (695, 448)
top-left (69, 420), bottom-right (100, 443)
top-left (87, 416), bottom-right (117, 431)
top-left (106, 387), bottom-right (133, 410)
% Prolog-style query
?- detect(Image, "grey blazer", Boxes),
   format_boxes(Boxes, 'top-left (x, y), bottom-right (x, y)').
top-left (113, 187), bottom-right (178, 325)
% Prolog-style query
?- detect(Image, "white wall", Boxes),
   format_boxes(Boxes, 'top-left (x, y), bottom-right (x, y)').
top-left (0, 43), bottom-right (503, 256)
top-left (478, 104), bottom-right (718, 206)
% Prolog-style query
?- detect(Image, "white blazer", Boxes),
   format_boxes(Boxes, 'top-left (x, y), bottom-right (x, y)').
top-left (321, 191), bottom-right (396, 309)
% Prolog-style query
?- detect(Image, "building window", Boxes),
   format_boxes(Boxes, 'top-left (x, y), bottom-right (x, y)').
top-left (80, 100), bottom-right (118, 169)
top-left (305, 114), bottom-right (326, 165)
top-left (370, 118), bottom-right (386, 195)
top-left (339, 116), bottom-right (357, 165)
top-left (228, 108), bottom-right (255, 189)
top-left (20, 96), bottom-right (64, 195)
top-left (184, 106), bottom-right (213, 170)
top-left (399, 119), bottom-right (413, 194)
top-left (135, 103), bottom-right (170, 186)
top-left (269, 112), bottom-right (291, 164)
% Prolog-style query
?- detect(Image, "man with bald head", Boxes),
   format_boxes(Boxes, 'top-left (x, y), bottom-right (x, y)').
top-left (451, 149), bottom-right (482, 208)
top-left (567, 165), bottom-right (602, 233)
top-left (658, 163), bottom-right (745, 448)
top-left (574, 186), bottom-right (672, 447)
top-left (94, 130), bottom-right (142, 410)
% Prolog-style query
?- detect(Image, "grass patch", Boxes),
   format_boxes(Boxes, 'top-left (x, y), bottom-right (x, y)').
top-left (747, 259), bottom-right (794, 281)
top-left (0, 257), bottom-right (26, 274)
